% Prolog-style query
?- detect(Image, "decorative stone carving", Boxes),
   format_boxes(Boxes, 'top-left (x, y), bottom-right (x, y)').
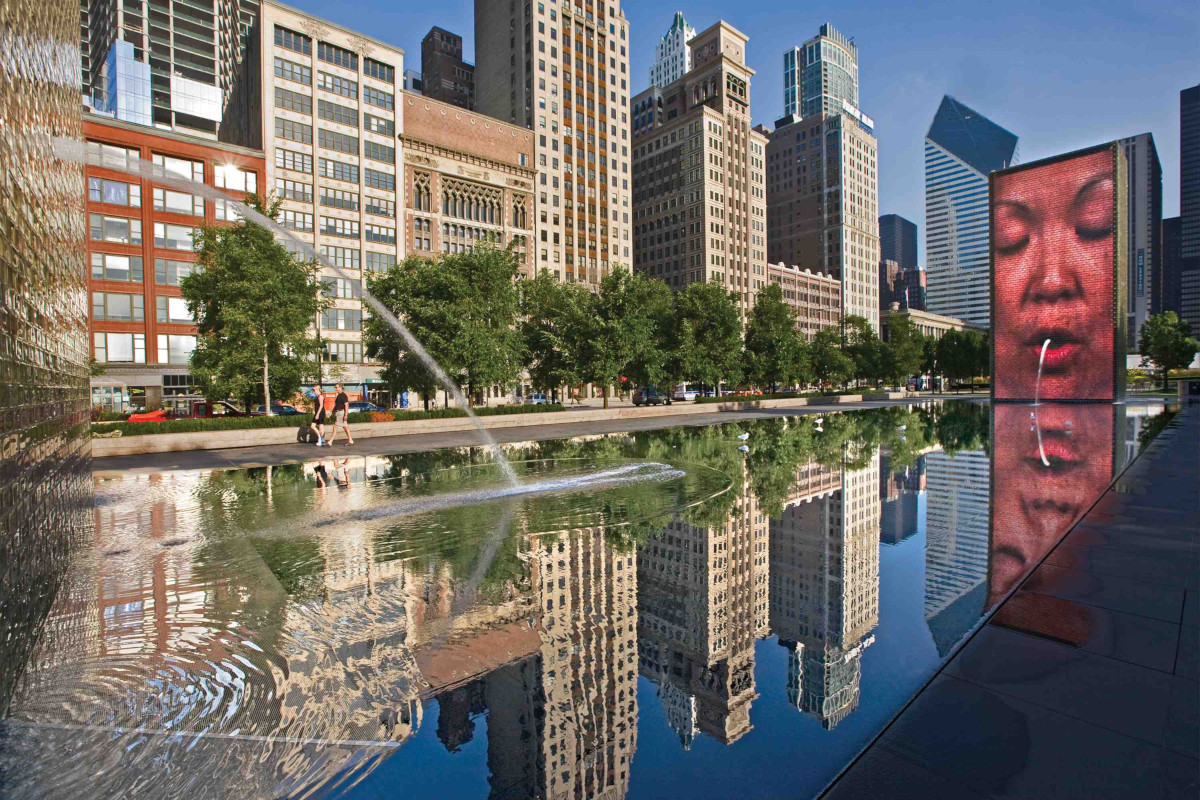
top-left (457, 166), bottom-right (488, 180)
top-left (348, 36), bottom-right (374, 58)
top-left (300, 19), bottom-right (329, 41)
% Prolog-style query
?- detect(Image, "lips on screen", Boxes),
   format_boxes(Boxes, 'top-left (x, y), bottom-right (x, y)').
top-left (988, 404), bottom-right (1115, 630)
top-left (992, 149), bottom-right (1117, 401)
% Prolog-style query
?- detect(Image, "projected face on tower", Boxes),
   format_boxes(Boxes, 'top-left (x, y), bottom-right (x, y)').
top-left (992, 148), bottom-right (1118, 401)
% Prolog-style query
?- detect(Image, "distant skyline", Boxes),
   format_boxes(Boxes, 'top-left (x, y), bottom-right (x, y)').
top-left (287, 0), bottom-right (1198, 263)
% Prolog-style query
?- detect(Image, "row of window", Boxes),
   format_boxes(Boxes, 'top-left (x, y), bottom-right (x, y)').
top-left (274, 25), bottom-right (395, 85)
top-left (93, 332), bottom-right (196, 365)
top-left (89, 215), bottom-right (196, 250)
top-left (92, 293), bottom-right (193, 325)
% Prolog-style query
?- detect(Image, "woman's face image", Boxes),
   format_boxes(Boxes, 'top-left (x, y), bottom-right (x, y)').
top-left (992, 150), bottom-right (1116, 401)
top-left (989, 404), bottom-right (1113, 607)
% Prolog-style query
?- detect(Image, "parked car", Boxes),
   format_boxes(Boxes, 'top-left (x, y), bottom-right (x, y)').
top-left (526, 393), bottom-right (549, 405)
top-left (632, 388), bottom-right (670, 406)
top-left (251, 404), bottom-right (303, 416)
top-left (127, 400), bottom-right (248, 422)
top-left (348, 401), bottom-right (386, 413)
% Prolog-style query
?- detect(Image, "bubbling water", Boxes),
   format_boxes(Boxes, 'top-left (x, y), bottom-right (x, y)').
top-left (54, 137), bottom-right (519, 486)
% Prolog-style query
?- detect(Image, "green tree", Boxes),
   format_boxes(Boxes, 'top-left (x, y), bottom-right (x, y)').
top-left (921, 336), bottom-right (938, 380)
top-left (620, 272), bottom-right (676, 392)
top-left (1139, 311), bottom-right (1198, 390)
top-left (744, 283), bottom-right (810, 391)
top-left (811, 325), bottom-right (854, 389)
top-left (882, 310), bottom-right (925, 388)
top-left (844, 314), bottom-right (884, 387)
top-left (936, 330), bottom-right (985, 392)
top-left (672, 280), bottom-right (744, 393)
top-left (365, 244), bottom-right (524, 408)
top-left (183, 194), bottom-right (325, 412)
top-left (579, 266), bottom-right (672, 408)
top-left (520, 270), bottom-right (589, 400)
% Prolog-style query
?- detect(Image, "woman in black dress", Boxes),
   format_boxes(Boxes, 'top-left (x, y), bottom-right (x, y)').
top-left (309, 384), bottom-right (328, 446)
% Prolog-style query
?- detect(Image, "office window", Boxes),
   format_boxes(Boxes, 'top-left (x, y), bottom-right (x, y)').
top-left (155, 258), bottom-right (198, 286)
top-left (362, 86), bottom-right (393, 110)
top-left (318, 71), bottom-right (357, 99)
top-left (152, 154), bottom-right (203, 182)
top-left (320, 308), bottom-right (362, 330)
top-left (363, 168), bottom-right (394, 191)
top-left (88, 177), bottom-right (140, 207)
top-left (364, 141), bottom-right (394, 164)
top-left (364, 113), bottom-right (394, 137)
top-left (154, 222), bottom-right (195, 251)
top-left (157, 334), bottom-right (197, 364)
top-left (92, 292), bottom-right (144, 322)
top-left (320, 187), bottom-right (359, 211)
top-left (89, 213), bottom-right (142, 245)
top-left (275, 148), bottom-right (313, 174)
top-left (274, 25), bottom-right (311, 55)
top-left (323, 341), bottom-right (363, 363)
top-left (363, 57), bottom-right (394, 83)
top-left (364, 223), bottom-right (395, 244)
top-left (273, 56), bottom-right (311, 85)
top-left (93, 332), bottom-right (145, 364)
top-left (274, 86), bottom-right (312, 115)
top-left (320, 245), bottom-right (360, 269)
top-left (364, 251), bottom-right (396, 271)
top-left (317, 41), bottom-right (357, 70)
top-left (86, 141), bottom-right (139, 171)
top-left (318, 158), bottom-right (358, 184)
top-left (277, 209), bottom-right (313, 232)
top-left (317, 98), bottom-right (357, 127)
top-left (364, 196), bottom-right (394, 218)
top-left (274, 178), bottom-right (312, 203)
top-left (318, 128), bottom-right (358, 155)
top-left (152, 188), bottom-right (203, 216)
top-left (320, 216), bottom-right (359, 238)
top-left (155, 295), bottom-right (193, 324)
top-left (275, 117), bottom-right (312, 144)
top-left (214, 164), bottom-right (257, 193)
top-left (322, 276), bottom-right (362, 299)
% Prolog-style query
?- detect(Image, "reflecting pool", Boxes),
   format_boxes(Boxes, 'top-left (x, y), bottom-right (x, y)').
top-left (0, 401), bottom-right (1175, 800)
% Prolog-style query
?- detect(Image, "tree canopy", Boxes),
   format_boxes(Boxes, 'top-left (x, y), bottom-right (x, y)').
top-left (1139, 312), bottom-right (1198, 390)
top-left (673, 281), bottom-right (744, 390)
top-left (744, 283), bottom-right (811, 390)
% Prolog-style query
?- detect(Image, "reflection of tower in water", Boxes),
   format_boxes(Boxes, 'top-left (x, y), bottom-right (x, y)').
top-left (769, 451), bottom-right (880, 729)
top-left (636, 474), bottom-right (770, 746)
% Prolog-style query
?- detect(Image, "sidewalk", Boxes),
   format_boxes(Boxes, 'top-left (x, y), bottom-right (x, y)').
top-left (91, 394), bottom-right (972, 476)
top-left (821, 405), bottom-right (1199, 800)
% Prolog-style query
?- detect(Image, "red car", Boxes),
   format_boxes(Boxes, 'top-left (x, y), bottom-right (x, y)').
top-left (126, 401), bottom-right (247, 423)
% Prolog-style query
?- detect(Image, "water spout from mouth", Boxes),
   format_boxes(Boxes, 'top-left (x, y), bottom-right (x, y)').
top-left (1034, 338), bottom-right (1051, 407)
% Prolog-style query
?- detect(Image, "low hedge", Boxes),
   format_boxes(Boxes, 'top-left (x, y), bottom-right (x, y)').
top-left (692, 390), bottom-right (858, 404)
top-left (94, 403), bottom-right (567, 437)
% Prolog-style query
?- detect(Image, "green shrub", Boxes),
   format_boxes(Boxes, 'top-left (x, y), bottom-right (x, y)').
top-left (692, 390), bottom-right (857, 404)
top-left (97, 403), bottom-right (568, 437)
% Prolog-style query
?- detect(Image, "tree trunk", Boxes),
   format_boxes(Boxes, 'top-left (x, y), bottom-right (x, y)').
top-left (603, 384), bottom-right (609, 409)
top-left (262, 343), bottom-right (272, 414)
top-left (1163, 370), bottom-right (1170, 392)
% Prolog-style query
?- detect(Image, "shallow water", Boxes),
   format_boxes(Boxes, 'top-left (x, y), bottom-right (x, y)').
top-left (0, 401), bottom-right (1173, 800)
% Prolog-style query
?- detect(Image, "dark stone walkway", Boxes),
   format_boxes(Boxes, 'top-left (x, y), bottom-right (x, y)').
top-left (823, 405), bottom-right (1199, 800)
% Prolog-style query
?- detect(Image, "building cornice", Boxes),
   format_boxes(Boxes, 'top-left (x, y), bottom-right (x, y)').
top-left (399, 137), bottom-right (536, 188)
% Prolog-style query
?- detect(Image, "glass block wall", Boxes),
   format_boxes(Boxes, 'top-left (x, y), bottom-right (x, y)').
top-left (0, 0), bottom-right (91, 713)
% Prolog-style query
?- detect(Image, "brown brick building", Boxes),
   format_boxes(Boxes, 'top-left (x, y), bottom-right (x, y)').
top-left (768, 262), bottom-right (841, 341)
top-left (84, 114), bottom-right (265, 413)
top-left (401, 92), bottom-right (536, 276)
top-left (420, 27), bottom-right (475, 110)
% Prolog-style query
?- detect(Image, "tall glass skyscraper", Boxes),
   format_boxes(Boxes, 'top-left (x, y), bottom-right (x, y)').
top-left (924, 96), bottom-right (1018, 327)
top-left (783, 24), bottom-right (858, 120)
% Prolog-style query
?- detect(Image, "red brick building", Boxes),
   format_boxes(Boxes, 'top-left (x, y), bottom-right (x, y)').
top-left (84, 113), bottom-right (265, 413)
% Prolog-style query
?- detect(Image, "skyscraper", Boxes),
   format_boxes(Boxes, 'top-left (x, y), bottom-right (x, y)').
top-left (420, 27), bottom-right (475, 110)
top-left (878, 213), bottom-right (917, 272)
top-left (766, 111), bottom-right (880, 331)
top-left (82, 0), bottom-right (261, 138)
top-left (632, 22), bottom-right (769, 320)
top-left (649, 11), bottom-right (695, 89)
top-left (924, 95), bottom-right (1018, 328)
top-left (1180, 85), bottom-right (1200, 334)
top-left (783, 24), bottom-right (858, 120)
top-left (1119, 133), bottom-right (1162, 344)
top-left (474, 0), bottom-right (632, 289)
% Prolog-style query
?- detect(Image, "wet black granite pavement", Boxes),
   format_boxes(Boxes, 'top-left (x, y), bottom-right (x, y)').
top-left (823, 405), bottom-right (1199, 800)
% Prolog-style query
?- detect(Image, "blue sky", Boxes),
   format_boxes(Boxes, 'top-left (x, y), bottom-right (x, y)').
top-left (289, 0), bottom-right (1199, 262)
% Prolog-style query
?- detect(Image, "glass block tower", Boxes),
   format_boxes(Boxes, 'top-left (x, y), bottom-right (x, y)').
top-left (783, 24), bottom-right (858, 120)
top-left (924, 95), bottom-right (1018, 328)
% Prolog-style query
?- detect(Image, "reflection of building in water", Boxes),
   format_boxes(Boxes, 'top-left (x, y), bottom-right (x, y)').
top-left (769, 453), bottom-right (880, 729)
top-left (436, 528), bottom-right (637, 800)
top-left (880, 453), bottom-right (925, 545)
top-left (637, 476), bottom-right (770, 746)
top-left (924, 450), bottom-right (990, 655)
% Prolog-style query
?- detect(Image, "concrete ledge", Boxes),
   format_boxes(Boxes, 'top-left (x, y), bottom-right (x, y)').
top-left (90, 394), bottom-right (897, 457)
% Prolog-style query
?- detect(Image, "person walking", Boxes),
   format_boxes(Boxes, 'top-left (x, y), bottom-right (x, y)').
top-left (327, 382), bottom-right (355, 446)
top-left (309, 384), bottom-right (328, 446)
